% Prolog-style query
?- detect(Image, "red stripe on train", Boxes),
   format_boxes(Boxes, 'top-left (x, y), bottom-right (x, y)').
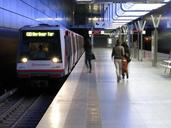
top-left (17, 69), bottom-right (64, 72)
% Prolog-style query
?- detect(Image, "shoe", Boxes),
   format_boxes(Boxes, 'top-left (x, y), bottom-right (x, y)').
top-left (126, 73), bottom-right (129, 79)
top-left (122, 74), bottom-right (125, 79)
top-left (117, 76), bottom-right (121, 82)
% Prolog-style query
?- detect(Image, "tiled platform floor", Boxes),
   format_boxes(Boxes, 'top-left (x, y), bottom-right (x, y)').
top-left (37, 48), bottom-right (171, 128)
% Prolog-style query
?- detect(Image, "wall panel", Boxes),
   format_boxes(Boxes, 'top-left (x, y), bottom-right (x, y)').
top-left (0, 0), bottom-right (75, 29)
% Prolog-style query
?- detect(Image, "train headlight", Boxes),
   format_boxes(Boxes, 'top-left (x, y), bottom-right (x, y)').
top-left (21, 57), bottom-right (28, 63)
top-left (52, 57), bottom-right (59, 63)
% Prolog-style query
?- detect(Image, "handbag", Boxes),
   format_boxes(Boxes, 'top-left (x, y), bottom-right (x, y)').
top-left (91, 53), bottom-right (96, 60)
top-left (127, 57), bottom-right (131, 63)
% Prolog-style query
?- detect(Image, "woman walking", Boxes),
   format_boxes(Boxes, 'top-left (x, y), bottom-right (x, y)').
top-left (122, 42), bottom-right (131, 79)
top-left (84, 38), bottom-right (93, 73)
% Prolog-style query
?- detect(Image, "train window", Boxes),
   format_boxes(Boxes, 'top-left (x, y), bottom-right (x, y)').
top-left (18, 41), bottom-right (62, 61)
top-left (29, 43), bottom-right (48, 59)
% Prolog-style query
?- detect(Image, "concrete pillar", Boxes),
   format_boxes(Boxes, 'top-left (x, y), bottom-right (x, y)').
top-left (138, 20), bottom-right (146, 61)
top-left (151, 15), bottom-right (161, 67)
top-left (151, 29), bottom-right (158, 66)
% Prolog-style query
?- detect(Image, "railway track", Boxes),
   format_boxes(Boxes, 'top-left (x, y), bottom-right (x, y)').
top-left (0, 89), bottom-right (55, 128)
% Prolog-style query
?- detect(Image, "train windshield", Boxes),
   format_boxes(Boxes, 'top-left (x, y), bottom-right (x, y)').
top-left (18, 30), bottom-right (62, 61)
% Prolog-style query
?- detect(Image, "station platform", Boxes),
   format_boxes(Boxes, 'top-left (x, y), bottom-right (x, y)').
top-left (37, 48), bottom-right (171, 128)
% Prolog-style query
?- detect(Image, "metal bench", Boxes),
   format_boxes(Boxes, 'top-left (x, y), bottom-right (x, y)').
top-left (160, 60), bottom-right (171, 73)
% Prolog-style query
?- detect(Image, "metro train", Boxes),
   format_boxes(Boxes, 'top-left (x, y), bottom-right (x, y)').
top-left (16, 24), bottom-right (84, 80)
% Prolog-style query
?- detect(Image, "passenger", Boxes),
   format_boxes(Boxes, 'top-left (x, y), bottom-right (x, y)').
top-left (84, 38), bottom-right (92, 73)
top-left (30, 45), bottom-right (37, 59)
top-left (36, 45), bottom-right (47, 59)
top-left (111, 40), bottom-right (125, 82)
top-left (122, 42), bottom-right (131, 79)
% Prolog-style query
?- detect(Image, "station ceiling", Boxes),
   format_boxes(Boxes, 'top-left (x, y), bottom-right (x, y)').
top-left (74, 0), bottom-right (170, 29)
top-left (80, 0), bottom-right (166, 2)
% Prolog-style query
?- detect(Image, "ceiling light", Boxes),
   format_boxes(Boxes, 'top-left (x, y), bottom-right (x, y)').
top-left (122, 3), bottom-right (165, 11)
top-left (76, 0), bottom-right (92, 1)
top-left (163, 0), bottom-right (170, 2)
top-left (116, 17), bottom-right (139, 20)
top-left (121, 12), bottom-right (149, 16)
top-left (113, 20), bottom-right (131, 23)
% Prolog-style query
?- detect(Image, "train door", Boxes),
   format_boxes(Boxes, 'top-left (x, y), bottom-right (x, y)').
top-left (64, 31), bottom-right (71, 74)
top-left (70, 33), bottom-right (75, 66)
top-left (73, 34), bottom-right (78, 64)
top-left (68, 31), bottom-right (74, 71)
top-left (76, 36), bottom-right (79, 60)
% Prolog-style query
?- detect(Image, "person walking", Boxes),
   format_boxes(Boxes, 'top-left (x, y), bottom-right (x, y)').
top-left (122, 42), bottom-right (131, 79)
top-left (84, 38), bottom-right (92, 73)
top-left (111, 40), bottom-right (125, 82)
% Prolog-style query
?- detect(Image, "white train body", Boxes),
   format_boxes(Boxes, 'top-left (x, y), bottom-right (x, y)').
top-left (16, 24), bottom-right (84, 79)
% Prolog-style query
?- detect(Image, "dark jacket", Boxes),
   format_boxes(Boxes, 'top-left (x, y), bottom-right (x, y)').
top-left (84, 40), bottom-right (92, 59)
top-left (111, 45), bottom-right (124, 59)
top-left (122, 43), bottom-right (131, 62)
top-left (122, 43), bottom-right (130, 57)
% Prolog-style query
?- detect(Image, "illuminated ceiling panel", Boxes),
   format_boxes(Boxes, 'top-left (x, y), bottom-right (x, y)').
top-left (121, 11), bottom-right (149, 16)
top-left (113, 20), bottom-right (131, 23)
top-left (94, 0), bottom-right (170, 2)
top-left (103, 2), bottom-right (169, 29)
top-left (78, 0), bottom-right (171, 29)
top-left (116, 17), bottom-right (139, 20)
top-left (121, 3), bottom-right (166, 11)
top-left (76, 0), bottom-right (92, 1)
top-left (115, 3), bottom-right (166, 17)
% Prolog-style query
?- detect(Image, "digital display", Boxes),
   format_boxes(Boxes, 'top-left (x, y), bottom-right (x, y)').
top-left (22, 30), bottom-right (59, 40)
top-left (26, 32), bottom-right (54, 37)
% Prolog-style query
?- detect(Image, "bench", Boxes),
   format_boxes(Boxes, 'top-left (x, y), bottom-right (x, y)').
top-left (160, 60), bottom-right (171, 73)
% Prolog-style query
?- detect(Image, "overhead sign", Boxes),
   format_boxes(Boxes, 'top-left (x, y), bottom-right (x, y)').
top-left (25, 32), bottom-right (54, 37)
top-left (93, 30), bottom-right (101, 35)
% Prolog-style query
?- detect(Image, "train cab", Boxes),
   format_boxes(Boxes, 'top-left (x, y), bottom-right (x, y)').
top-left (16, 24), bottom-right (84, 81)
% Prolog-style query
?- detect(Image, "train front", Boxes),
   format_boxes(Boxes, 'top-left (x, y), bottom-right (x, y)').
top-left (16, 29), bottom-right (64, 80)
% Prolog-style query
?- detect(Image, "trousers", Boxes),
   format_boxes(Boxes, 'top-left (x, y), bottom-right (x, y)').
top-left (114, 59), bottom-right (122, 80)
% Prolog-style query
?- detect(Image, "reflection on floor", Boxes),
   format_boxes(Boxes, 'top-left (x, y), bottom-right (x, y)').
top-left (37, 48), bottom-right (171, 128)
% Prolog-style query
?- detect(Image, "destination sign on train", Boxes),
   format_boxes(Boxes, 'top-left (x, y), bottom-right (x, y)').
top-left (26, 32), bottom-right (54, 37)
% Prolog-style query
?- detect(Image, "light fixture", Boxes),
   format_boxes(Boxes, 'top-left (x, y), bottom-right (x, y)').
top-left (121, 3), bottom-right (165, 11)
top-left (116, 17), bottom-right (139, 20)
top-left (76, 0), bottom-right (92, 2)
top-left (36, 18), bottom-right (63, 21)
top-left (76, 0), bottom-right (93, 3)
top-left (164, 0), bottom-right (170, 2)
top-left (88, 30), bottom-right (92, 34)
top-left (52, 57), bottom-right (60, 63)
top-left (108, 38), bottom-right (112, 45)
top-left (112, 20), bottom-right (132, 23)
top-left (21, 57), bottom-right (28, 63)
top-left (101, 31), bottom-right (104, 34)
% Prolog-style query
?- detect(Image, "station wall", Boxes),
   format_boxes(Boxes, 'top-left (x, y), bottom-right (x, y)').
top-left (0, 0), bottom-right (74, 29)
